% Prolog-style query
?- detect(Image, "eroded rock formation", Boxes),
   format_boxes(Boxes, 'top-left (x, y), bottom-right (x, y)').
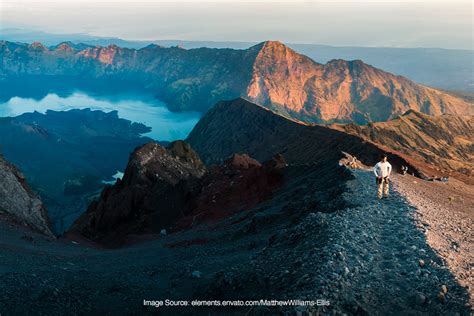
top-left (0, 155), bottom-right (53, 236)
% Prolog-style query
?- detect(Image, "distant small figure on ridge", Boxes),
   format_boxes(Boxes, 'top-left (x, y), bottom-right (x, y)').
top-left (373, 154), bottom-right (392, 199)
top-left (401, 165), bottom-right (408, 175)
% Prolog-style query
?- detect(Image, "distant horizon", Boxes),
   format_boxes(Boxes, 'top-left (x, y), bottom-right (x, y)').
top-left (1, 1), bottom-right (472, 50)
top-left (1, 27), bottom-right (473, 51)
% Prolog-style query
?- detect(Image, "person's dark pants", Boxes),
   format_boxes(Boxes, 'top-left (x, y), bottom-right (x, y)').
top-left (377, 177), bottom-right (389, 199)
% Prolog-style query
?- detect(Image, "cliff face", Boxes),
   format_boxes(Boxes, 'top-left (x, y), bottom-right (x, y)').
top-left (1, 40), bottom-right (471, 122)
top-left (247, 42), bottom-right (472, 122)
top-left (246, 41), bottom-right (323, 114)
top-left (331, 111), bottom-right (474, 181)
top-left (0, 155), bottom-right (53, 236)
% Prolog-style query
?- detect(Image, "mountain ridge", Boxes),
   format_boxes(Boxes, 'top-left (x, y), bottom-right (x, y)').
top-left (1, 40), bottom-right (471, 123)
top-left (187, 98), bottom-right (420, 171)
top-left (187, 97), bottom-right (473, 183)
top-left (330, 110), bottom-right (474, 183)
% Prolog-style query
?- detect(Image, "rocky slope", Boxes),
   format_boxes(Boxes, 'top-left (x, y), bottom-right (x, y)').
top-left (0, 155), bottom-right (53, 236)
top-left (2, 161), bottom-right (470, 314)
top-left (69, 141), bottom-right (286, 246)
top-left (70, 141), bottom-right (206, 245)
top-left (1, 40), bottom-right (471, 122)
top-left (247, 42), bottom-right (472, 122)
top-left (331, 110), bottom-right (474, 182)
top-left (202, 169), bottom-right (471, 315)
top-left (175, 153), bottom-right (286, 231)
top-left (187, 98), bottom-right (424, 176)
top-left (0, 148), bottom-right (354, 315)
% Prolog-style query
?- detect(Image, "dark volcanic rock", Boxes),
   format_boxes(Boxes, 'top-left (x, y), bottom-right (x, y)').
top-left (121, 141), bottom-right (205, 187)
top-left (188, 98), bottom-right (474, 183)
top-left (0, 155), bottom-right (53, 236)
top-left (70, 141), bottom-right (206, 244)
top-left (70, 143), bottom-right (287, 246)
top-left (176, 153), bottom-right (286, 229)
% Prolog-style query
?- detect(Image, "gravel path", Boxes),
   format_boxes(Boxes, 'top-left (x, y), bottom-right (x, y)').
top-left (394, 174), bottom-right (474, 307)
top-left (325, 170), bottom-right (472, 314)
top-left (211, 168), bottom-right (472, 314)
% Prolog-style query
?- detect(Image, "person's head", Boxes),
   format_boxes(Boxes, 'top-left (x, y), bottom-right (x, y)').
top-left (381, 154), bottom-right (388, 162)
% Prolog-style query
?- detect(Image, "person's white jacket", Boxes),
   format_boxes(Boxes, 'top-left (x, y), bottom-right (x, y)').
top-left (374, 161), bottom-right (392, 178)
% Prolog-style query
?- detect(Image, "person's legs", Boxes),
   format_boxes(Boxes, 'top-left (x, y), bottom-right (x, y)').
top-left (377, 180), bottom-right (383, 199)
top-left (383, 178), bottom-right (390, 197)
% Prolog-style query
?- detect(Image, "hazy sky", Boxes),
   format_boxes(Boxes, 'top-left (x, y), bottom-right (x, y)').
top-left (1, 0), bottom-right (473, 49)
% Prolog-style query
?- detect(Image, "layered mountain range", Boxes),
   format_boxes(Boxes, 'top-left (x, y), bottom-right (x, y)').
top-left (187, 98), bottom-right (416, 169)
top-left (331, 111), bottom-right (474, 182)
top-left (187, 98), bottom-right (472, 182)
top-left (1, 40), bottom-right (471, 123)
top-left (71, 97), bottom-right (474, 245)
top-left (1, 40), bottom-right (472, 243)
top-left (1, 96), bottom-right (469, 245)
top-left (70, 98), bottom-right (434, 245)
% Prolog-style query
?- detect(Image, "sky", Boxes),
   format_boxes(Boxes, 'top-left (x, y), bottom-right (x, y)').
top-left (1, 0), bottom-right (473, 49)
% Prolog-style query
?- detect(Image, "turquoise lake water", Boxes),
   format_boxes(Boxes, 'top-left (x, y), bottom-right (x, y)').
top-left (0, 92), bottom-right (201, 141)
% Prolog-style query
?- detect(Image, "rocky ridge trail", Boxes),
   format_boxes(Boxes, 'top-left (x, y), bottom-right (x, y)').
top-left (205, 168), bottom-right (471, 315)
top-left (393, 175), bottom-right (474, 306)
top-left (323, 170), bottom-right (471, 314)
top-left (0, 162), bottom-right (471, 315)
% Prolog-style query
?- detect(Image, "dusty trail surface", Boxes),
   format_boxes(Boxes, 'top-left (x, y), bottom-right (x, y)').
top-left (0, 168), bottom-right (471, 315)
top-left (394, 174), bottom-right (473, 305)
top-left (206, 169), bottom-right (471, 315)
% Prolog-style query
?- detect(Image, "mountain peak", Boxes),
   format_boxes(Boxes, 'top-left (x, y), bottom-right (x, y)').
top-left (261, 40), bottom-right (286, 48)
top-left (54, 42), bottom-right (74, 52)
top-left (29, 41), bottom-right (47, 51)
top-left (141, 43), bottom-right (164, 50)
top-left (402, 109), bottom-right (419, 117)
top-left (259, 40), bottom-right (293, 52)
top-left (250, 40), bottom-right (288, 52)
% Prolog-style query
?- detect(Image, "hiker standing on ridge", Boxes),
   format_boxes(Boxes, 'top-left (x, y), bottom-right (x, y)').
top-left (374, 154), bottom-right (392, 199)
top-left (349, 156), bottom-right (358, 169)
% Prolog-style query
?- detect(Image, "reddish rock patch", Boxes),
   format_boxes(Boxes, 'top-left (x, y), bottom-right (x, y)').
top-left (69, 142), bottom-right (286, 246)
top-left (174, 153), bottom-right (286, 230)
